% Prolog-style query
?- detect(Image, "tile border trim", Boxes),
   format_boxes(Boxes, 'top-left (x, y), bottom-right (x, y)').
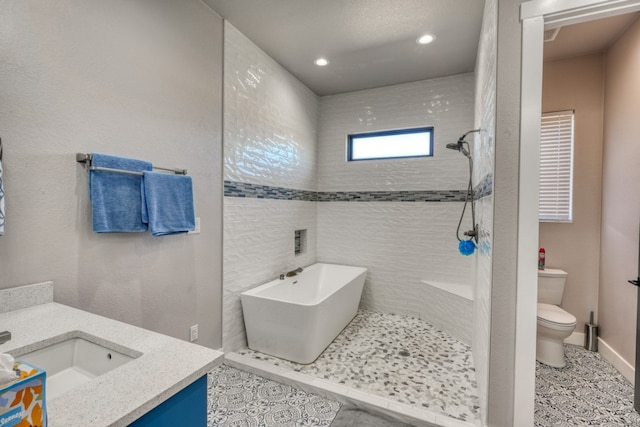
top-left (475, 173), bottom-right (493, 200)
top-left (224, 180), bottom-right (494, 203)
top-left (224, 181), bottom-right (316, 201)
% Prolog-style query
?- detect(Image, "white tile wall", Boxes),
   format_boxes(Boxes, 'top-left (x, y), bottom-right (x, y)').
top-left (223, 23), bottom-right (484, 363)
top-left (316, 74), bottom-right (476, 338)
top-left (224, 23), bottom-right (318, 191)
top-left (318, 74), bottom-right (475, 192)
top-left (472, 0), bottom-right (497, 424)
top-left (224, 198), bottom-right (318, 351)
top-left (223, 22), bottom-right (319, 351)
top-left (317, 202), bottom-right (473, 328)
top-left (422, 283), bottom-right (473, 346)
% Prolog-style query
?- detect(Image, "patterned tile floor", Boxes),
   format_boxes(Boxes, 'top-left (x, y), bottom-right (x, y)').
top-left (210, 322), bottom-right (640, 426)
top-left (535, 344), bottom-right (640, 426)
top-left (208, 364), bottom-right (341, 426)
top-left (238, 309), bottom-right (480, 424)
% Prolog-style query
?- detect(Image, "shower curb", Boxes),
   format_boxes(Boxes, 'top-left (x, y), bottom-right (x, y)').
top-left (224, 352), bottom-right (480, 427)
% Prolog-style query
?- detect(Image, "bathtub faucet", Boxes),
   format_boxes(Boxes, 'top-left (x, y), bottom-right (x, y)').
top-left (283, 267), bottom-right (303, 278)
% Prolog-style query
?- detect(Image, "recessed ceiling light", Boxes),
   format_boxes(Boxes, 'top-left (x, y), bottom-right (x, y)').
top-left (314, 58), bottom-right (329, 66)
top-left (417, 34), bottom-right (436, 45)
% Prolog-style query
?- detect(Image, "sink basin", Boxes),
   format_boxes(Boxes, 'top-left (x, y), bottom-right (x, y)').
top-left (19, 337), bottom-right (136, 400)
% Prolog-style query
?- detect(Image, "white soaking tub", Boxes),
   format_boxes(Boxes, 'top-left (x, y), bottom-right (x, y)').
top-left (241, 263), bottom-right (367, 364)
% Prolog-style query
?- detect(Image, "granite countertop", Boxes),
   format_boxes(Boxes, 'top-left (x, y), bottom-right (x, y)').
top-left (0, 301), bottom-right (224, 427)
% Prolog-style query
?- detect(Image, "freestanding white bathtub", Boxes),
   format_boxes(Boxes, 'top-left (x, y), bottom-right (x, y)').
top-left (241, 263), bottom-right (367, 364)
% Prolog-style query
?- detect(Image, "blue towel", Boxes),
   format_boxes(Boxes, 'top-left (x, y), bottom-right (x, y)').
top-left (143, 171), bottom-right (195, 236)
top-left (89, 153), bottom-right (152, 233)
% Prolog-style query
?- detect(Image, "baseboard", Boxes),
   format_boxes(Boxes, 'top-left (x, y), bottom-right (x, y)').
top-left (564, 333), bottom-right (635, 384)
top-left (598, 337), bottom-right (635, 385)
top-left (564, 331), bottom-right (584, 346)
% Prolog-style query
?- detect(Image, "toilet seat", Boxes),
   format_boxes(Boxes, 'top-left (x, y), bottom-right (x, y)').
top-left (537, 303), bottom-right (576, 327)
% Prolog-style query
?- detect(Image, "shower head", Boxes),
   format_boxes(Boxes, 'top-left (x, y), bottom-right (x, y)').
top-left (446, 141), bottom-right (463, 151)
top-left (447, 129), bottom-right (481, 158)
top-left (446, 137), bottom-right (470, 158)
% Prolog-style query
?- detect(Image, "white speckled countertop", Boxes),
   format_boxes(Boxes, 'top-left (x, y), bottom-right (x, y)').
top-left (0, 301), bottom-right (223, 427)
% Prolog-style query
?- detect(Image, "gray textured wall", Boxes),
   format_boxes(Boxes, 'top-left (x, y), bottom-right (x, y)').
top-left (0, 0), bottom-right (224, 348)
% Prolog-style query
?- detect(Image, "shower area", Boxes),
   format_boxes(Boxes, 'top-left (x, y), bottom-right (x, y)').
top-left (222, 15), bottom-right (496, 425)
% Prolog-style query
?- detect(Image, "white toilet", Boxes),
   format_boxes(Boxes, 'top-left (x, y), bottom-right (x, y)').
top-left (537, 268), bottom-right (576, 368)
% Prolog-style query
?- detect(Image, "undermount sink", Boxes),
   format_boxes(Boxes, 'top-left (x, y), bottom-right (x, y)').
top-left (18, 337), bottom-right (138, 400)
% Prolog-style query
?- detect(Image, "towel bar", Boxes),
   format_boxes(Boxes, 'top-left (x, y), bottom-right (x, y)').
top-left (76, 153), bottom-right (187, 175)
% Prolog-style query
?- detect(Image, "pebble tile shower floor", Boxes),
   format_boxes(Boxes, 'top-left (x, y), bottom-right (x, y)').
top-left (237, 309), bottom-right (480, 424)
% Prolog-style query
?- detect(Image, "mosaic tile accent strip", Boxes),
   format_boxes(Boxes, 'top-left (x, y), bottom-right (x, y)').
top-left (238, 309), bottom-right (480, 424)
top-left (207, 364), bottom-right (341, 427)
top-left (474, 173), bottom-right (492, 200)
top-left (224, 181), bottom-right (470, 202)
top-left (316, 190), bottom-right (467, 202)
top-left (535, 344), bottom-right (640, 426)
top-left (224, 181), bottom-right (317, 201)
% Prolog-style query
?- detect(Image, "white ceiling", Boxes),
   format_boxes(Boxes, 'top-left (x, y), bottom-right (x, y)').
top-left (202, 0), bottom-right (485, 96)
top-left (544, 13), bottom-right (639, 61)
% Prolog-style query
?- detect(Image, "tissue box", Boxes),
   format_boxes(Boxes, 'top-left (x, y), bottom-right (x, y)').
top-left (0, 361), bottom-right (46, 427)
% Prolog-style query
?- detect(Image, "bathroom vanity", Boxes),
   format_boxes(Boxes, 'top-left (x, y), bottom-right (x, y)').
top-left (0, 282), bottom-right (223, 426)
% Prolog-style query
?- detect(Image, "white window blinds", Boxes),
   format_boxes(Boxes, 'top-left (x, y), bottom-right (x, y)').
top-left (539, 111), bottom-right (574, 222)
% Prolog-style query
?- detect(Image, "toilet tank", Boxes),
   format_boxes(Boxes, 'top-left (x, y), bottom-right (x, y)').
top-left (538, 268), bottom-right (568, 305)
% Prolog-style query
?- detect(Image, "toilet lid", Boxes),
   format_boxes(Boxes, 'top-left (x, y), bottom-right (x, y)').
top-left (537, 303), bottom-right (576, 325)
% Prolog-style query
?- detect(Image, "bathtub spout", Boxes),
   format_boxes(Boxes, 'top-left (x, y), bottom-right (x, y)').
top-left (285, 267), bottom-right (304, 277)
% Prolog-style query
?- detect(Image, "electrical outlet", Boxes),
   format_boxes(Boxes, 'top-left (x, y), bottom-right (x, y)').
top-left (190, 324), bottom-right (198, 342)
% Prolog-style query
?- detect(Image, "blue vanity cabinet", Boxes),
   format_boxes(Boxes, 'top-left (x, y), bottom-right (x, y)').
top-left (128, 375), bottom-right (207, 426)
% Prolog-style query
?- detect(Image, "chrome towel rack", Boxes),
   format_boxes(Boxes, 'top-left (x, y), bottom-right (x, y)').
top-left (76, 153), bottom-right (187, 176)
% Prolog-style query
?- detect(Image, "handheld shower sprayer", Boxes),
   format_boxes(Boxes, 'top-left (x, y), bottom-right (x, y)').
top-left (448, 129), bottom-right (481, 254)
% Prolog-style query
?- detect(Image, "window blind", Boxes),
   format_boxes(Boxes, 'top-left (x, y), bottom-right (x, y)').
top-left (539, 111), bottom-right (574, 222)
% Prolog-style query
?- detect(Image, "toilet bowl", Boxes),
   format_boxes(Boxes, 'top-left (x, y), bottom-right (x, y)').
top-left (536, 268), bottom-right (576, 368)
top-left (537, 303), bottom-right (576, 368)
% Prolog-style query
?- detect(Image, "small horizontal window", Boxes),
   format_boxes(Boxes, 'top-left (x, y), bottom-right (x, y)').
top-left (347, 127), bottom-right (434, 161)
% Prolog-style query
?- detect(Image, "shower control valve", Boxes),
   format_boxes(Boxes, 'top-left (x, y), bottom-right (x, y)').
top-left (463, 225), bottom-right (479, 243)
